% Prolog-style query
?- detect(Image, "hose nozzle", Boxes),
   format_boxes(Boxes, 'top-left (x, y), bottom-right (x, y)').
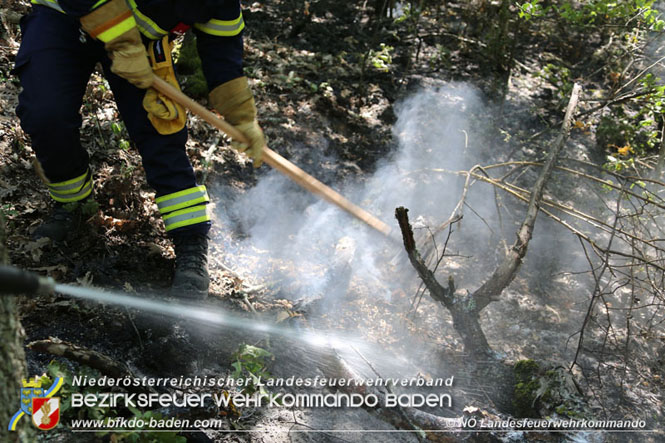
top-left (0, 265), bottom-right (55, 295)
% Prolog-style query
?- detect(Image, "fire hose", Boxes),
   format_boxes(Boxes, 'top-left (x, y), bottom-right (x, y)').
top-left (151, 76), bottom-right (393, 238)
top-left (0, 265), bottom-right (55, 295)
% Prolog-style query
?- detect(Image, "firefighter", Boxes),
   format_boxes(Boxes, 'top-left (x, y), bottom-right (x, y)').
top-left (14, 0), bottom-right (266, 299)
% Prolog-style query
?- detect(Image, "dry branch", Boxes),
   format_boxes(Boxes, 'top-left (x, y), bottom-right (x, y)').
top-left (473, 83), bottom-right (582, 311)
top-left (481, 160), bottom-right (665, 210)
top-left (470, 170), bottom-right (661, 250)
top-left (410, 166), bottom-right (665, 272)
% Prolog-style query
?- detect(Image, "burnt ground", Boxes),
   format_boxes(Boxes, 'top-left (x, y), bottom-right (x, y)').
top-left (1, 1), bottom-right (665, 442)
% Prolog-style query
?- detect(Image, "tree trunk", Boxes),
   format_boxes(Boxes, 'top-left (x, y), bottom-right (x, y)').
top-left (0, 214), bottom-right (33, 441)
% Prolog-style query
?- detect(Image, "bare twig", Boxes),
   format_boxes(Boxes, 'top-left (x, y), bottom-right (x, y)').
top-left (571, 189), bottom-right (624, 371)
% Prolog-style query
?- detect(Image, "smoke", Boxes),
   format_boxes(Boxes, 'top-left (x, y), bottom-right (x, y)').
top-left (213, 83), bottom-right (500, 307)
top-left (207, 81), bottom-right (629, 400)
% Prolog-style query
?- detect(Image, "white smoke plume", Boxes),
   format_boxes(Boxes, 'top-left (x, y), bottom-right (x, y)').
top-left (212, 83), bottom-right (500, 306)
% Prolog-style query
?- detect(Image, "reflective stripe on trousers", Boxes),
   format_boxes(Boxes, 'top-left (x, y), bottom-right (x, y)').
top-left (157, 186), bottom-right (211, 232)
top-left (47, 170), bottom-right (93, 203)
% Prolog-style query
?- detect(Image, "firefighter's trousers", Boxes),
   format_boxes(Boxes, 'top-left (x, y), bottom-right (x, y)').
top-left (15, 5), bottom-right (213, 235)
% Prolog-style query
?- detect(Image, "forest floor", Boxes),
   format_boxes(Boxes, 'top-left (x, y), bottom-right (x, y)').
top-left (1, 1), bottom-right (664, 442)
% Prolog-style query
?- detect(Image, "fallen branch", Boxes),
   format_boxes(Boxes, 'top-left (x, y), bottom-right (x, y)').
top-left (316, 342), bottom-right (509, 442)
top-left (28, 337), bottom-right (155, 394)
top-left (322, 345), bottom-right (458, 442)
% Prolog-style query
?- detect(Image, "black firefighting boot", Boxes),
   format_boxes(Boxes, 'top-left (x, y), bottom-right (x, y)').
top-left (170, 232), bottom-right (210, 299)
top-left (32, 202), bottom-right (82, 242)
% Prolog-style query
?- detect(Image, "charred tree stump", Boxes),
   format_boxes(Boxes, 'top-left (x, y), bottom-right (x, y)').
top-left (396, 207), bottom-right (492, 358)
top-left (395, 85), bottom-right (582, 413)
top-left (396, 84), bottom-right (581, 358)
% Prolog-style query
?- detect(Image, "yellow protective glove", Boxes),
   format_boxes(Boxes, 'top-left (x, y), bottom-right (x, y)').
top-left (143, 36), bottom-right (187, 135)
top-left (231, 121), bottom-right (266, 168)
top-left (80, 0), bottom-right (153, 89)
top-left (209, 77), bottom-right (266, 167)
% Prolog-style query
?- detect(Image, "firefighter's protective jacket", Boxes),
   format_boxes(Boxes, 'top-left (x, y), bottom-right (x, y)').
top-left (13, 0), bottom-right (249, 235)
top-left (33, 0), bottom-right (245, 38)
top-left (30, 0), bottom-right (245, 89)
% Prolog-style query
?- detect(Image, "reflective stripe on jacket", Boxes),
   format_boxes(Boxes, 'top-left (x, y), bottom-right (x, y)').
top-left (31, 0), bottom-right (244, 40)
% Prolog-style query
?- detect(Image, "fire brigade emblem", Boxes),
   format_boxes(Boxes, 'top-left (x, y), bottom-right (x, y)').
top-left (8, 376), bottom-right (63, 431)
top-left (31, 397), bottom-right (60, 431)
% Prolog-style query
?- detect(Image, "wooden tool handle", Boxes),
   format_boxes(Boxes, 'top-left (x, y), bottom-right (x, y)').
top-left (151, 76), bottom-right (392, 237)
